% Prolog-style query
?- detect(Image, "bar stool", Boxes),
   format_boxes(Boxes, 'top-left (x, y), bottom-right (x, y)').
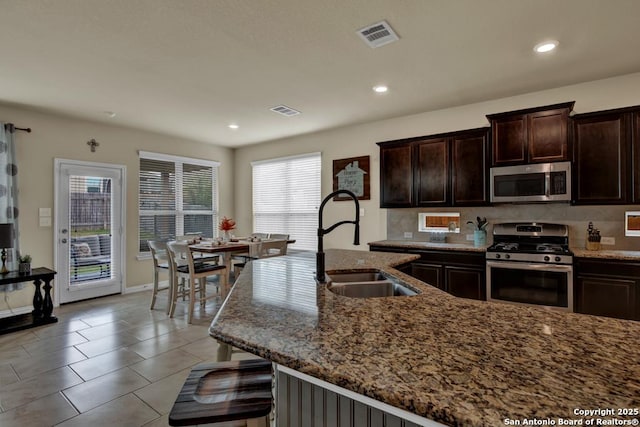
top-left (169, 358), bottom-right (272, 426)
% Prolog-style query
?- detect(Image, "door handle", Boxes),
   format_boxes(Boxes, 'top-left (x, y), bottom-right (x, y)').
top-left (61, 238), bottom-right (68, 244)
top-left (61, 229), bottom-right (68, 234)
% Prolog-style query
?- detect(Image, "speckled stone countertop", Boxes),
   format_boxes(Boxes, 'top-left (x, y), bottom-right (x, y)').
top-left (572, 248), bottom-right (640, 261)
top-left (368, 239), bottom-right (488, 252)
top-left (371, 240), bottom-right (640, 261)
top-left (209, 249), bottom-right (640, 427)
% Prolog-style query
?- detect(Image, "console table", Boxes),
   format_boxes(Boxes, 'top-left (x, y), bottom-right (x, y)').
top-left (0, 267), bottom-right (57, 335)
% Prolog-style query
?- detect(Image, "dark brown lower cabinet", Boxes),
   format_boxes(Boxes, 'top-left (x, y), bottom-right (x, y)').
top-left (410, 263), bottom-right (443, 289)
top-left (370, 246), bottom-right (485, 301)
top-left (575, 258), bottom-right (640, 321)
top-left (445, 266), bottom-right (485, 300)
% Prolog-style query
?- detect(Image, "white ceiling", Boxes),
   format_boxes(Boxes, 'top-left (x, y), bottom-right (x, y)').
top-left (2, 0), bottom-right (640, 147)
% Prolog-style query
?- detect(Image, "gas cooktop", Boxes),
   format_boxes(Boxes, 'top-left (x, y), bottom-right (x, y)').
top-left (486, 222), bottom-right (573, 264)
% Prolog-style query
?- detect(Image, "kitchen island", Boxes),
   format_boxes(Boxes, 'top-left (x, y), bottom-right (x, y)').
top-left (209, 249), bottom-right (640, 426)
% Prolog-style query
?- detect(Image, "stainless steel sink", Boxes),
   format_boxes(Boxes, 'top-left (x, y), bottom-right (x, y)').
top-left (325, 270), bottom-right (418, 298)
top-left (324, 271), bottom-right (386, 283)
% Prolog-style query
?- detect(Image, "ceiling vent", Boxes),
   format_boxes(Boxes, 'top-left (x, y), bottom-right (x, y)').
top-left (357, 20), bottom-right (399, 48)
top-left (270, 105), bottom-right (301, 117)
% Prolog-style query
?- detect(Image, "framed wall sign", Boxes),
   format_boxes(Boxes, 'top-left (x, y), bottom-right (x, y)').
top-left (333, 156), bottom-right (370, 201)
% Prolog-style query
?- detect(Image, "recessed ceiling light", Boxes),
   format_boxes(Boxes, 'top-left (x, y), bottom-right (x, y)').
top-left (373, 85), bottom-right (388, 93)
top-left (103, 111), bottom-right (116, 118)
top-left (534, 40), bottom-right (559, 53)
top-left (228, 124), bottom-right (239, 129)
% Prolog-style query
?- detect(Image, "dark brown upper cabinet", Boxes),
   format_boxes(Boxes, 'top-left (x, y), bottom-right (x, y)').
top-left (414, 138), bottom-right (449, 206)
top-left (451, 130), bottom-right (490, 205)
top-left (487, 102), bottom-right (574, 166)
top-left (378, 141), bottom-right (413, 207)
top-left (378, 128), bottom-right (489, 208)
top-left (572, 110), bottom-right (629, 204)
top-left (634, 111), bottom-right (640, 203)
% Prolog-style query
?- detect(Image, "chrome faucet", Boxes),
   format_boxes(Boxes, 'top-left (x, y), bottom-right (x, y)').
top-left (316, 189), bottom-right (360, 283)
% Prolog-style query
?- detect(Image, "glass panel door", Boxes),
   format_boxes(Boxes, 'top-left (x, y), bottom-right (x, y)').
top-left (56, 161), bottom-right (124, 304)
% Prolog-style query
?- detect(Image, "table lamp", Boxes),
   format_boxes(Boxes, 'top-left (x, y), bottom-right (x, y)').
top-left (0, 223), bottom-right (14, 274)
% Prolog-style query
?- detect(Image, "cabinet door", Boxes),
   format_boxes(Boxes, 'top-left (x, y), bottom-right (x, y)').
top-left (410, 263), bottom-right (442, 289)
top-left (379, 143), bottom-right (413, 207)
top-left (452, 129), bottom-right (489, 206)
top-left (575, 275), bottom-right (637, 320)
top-left (491, 114), bottom-right (526, 165)
top-left (573, 113), bottom-right (629, 204)
top-left (445, 266), bottom-right (485, 300)
top-left (528, 108), bottom-right (569, 162)
top-left (634, 111), bottom-right (640, 203)
top-left (414, 138), bottom-right (449, 206)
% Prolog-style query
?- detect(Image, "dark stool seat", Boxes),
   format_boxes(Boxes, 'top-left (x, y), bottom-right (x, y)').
top-left (169, 358), bottom-right (272, 426)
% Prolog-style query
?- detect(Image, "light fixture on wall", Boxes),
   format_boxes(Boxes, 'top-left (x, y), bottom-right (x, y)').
top-left (0, 223), bottom-right (14, 274)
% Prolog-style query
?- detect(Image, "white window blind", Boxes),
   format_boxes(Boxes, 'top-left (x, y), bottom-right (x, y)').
top-left (138, 151), bottom-right (219, 253)
top-left (252, 153), bottom-right (321, 251)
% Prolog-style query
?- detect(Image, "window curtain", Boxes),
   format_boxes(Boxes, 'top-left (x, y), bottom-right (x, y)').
top-left (0, 123), bottom-right (21, 291)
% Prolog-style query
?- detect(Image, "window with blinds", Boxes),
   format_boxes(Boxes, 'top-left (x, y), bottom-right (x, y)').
top-left (252, 152), bottom-right (321, 251)
top-left (138, 151), bottom-right (219, 253)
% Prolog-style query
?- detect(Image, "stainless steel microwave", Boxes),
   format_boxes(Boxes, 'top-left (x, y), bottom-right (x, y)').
top-left (490, 161), bottom-right (571, 203)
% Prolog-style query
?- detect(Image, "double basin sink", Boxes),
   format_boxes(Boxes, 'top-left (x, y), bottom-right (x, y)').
top-left (325, 270), bottom-right (418, 299)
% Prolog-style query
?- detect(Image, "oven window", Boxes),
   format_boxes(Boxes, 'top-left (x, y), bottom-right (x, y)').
top-left (490, 266), bottom-right (568, 307)
top-left (494, 173), bottom-right (545, 197)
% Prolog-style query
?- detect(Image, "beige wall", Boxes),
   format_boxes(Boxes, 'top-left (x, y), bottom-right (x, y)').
top-left (0, 104), bottom-right (233, 311)
top-left (234, 72), bottom-right (640, 251)
top-left (3, 71), bottom-right (640, 312)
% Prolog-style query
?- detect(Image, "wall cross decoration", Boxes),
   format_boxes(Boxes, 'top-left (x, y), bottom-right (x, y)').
top-left (87, 138), bottom-right (100, 152)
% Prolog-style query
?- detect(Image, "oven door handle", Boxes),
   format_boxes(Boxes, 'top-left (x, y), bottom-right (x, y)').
top-left (486, 260), bottom-right (573, 272)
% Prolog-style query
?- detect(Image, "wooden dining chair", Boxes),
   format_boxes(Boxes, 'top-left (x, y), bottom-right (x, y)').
top-left (166, 242), bottom-right (228, 323)
top-left (147, 240), bottom-right (171, 313)
top-left (258, 239), bottom-right (289, 257)
top-left (176, 235), bottom-right (221, 264)
top-left (267, 233), bottom-right (289, 240)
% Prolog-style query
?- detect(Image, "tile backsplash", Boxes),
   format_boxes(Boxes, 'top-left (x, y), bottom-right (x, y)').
top-left (387, 204), bottom-right (640, 250)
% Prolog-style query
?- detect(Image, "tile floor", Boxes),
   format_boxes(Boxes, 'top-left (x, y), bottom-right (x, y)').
top-left (0, 287), bottom-right (257, 426)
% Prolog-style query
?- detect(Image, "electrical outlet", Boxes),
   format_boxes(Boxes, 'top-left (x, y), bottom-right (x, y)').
top-left (404, 232), bottom-right (413, 239)
top-left (466, 234), bottom-right (474, 241)
top-left (601, 237), bottom-right (615, 245)
top-left (359, 208), bottom-right (365, 217)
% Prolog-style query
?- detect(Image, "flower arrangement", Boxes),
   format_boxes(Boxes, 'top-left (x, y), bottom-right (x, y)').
top-left (18, 253), bottom-right (32, 263)
top-left (219, 216), bottom-right (236, 232)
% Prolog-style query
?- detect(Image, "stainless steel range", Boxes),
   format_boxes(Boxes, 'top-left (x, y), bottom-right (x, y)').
top-left (486, 223), bottom-right (573, 311)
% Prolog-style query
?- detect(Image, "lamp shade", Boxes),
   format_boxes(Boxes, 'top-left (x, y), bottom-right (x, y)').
top-left (0, 224), bottom-right (14, 248)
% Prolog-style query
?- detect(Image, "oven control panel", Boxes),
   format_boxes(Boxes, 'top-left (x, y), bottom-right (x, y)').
top-left (485, 252), bottom-right (573, 265)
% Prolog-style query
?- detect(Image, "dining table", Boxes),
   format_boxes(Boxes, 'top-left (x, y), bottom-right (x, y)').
top-left (189, 238), bottom-right (296, 285)
top-left (189, 241), bottom-right (252, 283)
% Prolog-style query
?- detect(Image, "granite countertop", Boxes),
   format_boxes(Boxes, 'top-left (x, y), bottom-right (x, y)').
top-left (572, 248), bottom-right (640, 261)
top-left (368, 239), bottom-right (488, 252)
top-left (370, 239), bottom-right (640, 261)
top-left (209, 249), bottom-right (640, 427)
